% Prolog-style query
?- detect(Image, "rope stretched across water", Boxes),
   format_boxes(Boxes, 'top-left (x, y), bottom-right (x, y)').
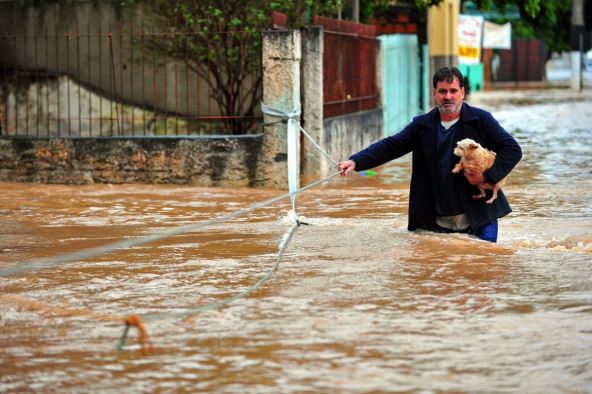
top-left (114, 220), bottom-right (300, 353)
top-left (1, 174), bottom-right (338, 353)
top-left (2, 106), bottom-right (343, 353)
top-left (0, 172), bottom-right (341, 279)
top-left (143, 220), bottom-right (300, 322)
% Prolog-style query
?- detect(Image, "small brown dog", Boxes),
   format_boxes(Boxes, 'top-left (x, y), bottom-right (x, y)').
top-left (451, 138), bottom-right (504, 204)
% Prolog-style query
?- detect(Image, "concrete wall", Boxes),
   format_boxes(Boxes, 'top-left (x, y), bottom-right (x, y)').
top-left (0, 136), bottom-right (262, 186)
top-left (0, 11), bottom-right (386, 187)
top-left (323, 108), bottom-right (383, 163)
top-left (300, 27), bottom-right (325, 176)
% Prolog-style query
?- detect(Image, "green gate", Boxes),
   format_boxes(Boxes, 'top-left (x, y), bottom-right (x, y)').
top-left (379, 35), bottom-right (422, 136)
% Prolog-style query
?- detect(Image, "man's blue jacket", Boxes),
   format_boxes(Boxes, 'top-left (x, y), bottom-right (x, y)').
top-left (349, 102), bottom-right (523, 231)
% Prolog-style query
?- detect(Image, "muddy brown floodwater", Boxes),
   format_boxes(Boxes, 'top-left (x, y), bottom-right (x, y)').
top-left (1, 89), bottom-right (592, 393)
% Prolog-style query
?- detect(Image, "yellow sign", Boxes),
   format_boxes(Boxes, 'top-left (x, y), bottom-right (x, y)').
top-left (458, 14), bottom-right (483, 64)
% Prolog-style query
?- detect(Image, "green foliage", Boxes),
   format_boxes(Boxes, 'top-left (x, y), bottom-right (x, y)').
top-left (469, 0), bottom-right (540, 18)
top-left (397, 0), bottom-right (446, 12)
top-left (359, 0), bottom-right (390, 22)
top-left (470, 0), bottom-right (572, 52)
top-left (516, 0), bottom-right (572, 52)
top-left (121, 0), bottom-right (283, 134)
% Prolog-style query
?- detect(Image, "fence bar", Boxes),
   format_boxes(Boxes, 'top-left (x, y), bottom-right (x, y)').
top-left (2, 33), bottom-right (9, 134)
top-left (13, 29), bottom-right (18, 135)
top-left (151, 26), bottom-right (157, 135)
top-left (0, 36), bottom-right (8, 135)
top-left (207, 35), bottom-right (211, 115)
top-left (66, 30), bottom-right (72, 136)
top-left (324, 94), bottom-right (379, 106)
top-left (45, 27), bottom-right (50, 135)
top-left (77, 23), bottom-right (82, 135)
top-left (87, 23), bottom-right (92, 135)
top-left (174, 31), bottom-right (179, 135)
top-left (195, 24), bottom-right (200, 133)
top-left (240, 36), bottom-right (244, 132)
top-left (163, 29), bottom-right (168, 135)
top-left (1, 27), bottom-right (266, 137)
top-left (119, 26), bottom-right (124, 135)
top-left (98, 24), bottom-right (103, 136)
top-left (24, 27), bottom-right (30, 136)
top-left (184, 33), bottom-right (189, 131)
top-left (141, 17), bottom-right (146, 135)
top-left (130, 20), bottom-right (135, 135)
top-left (34, 31), bottom-right (39, 136)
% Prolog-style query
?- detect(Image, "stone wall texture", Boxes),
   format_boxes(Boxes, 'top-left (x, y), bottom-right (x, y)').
top-left (323, 108), bottom-right (384, 164)
top-left (0, 136), bottom-right (263, 186)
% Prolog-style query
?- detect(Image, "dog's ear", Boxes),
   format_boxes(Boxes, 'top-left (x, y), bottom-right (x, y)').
top-left (469, 142), bottom-right (479, 150)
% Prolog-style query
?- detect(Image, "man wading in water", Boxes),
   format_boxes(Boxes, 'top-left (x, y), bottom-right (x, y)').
top-left (338, 67), bottom-right (522, 242)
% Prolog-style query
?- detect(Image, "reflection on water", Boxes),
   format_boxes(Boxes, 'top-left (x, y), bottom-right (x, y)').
top-left (1, 90), bottom-right (592, 392)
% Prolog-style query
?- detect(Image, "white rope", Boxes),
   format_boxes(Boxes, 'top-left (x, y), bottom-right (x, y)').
top-left (261, 103), bottom-right (338, 167)
top-left (2, 104), bottom-right (342, 282)
top-left (0, 172), bottom-right (341, 278)
top-left (260, 103), bottom-right (301, 120)
top-left (261, 102), bottom-right (302, 221)
top-left (3, 101), bottom-right (347, 352)
top-left (141, 221), bottom-right (300, 322)
top-left (299, 125), bottom-right (339, 166)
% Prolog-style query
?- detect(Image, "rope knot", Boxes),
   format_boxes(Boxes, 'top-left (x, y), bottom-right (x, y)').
top-left (261, 103), bottom-right (301, 120)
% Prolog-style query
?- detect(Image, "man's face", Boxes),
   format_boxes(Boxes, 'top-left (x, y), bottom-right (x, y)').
top-left (432, 77), bottom-right (465, 119)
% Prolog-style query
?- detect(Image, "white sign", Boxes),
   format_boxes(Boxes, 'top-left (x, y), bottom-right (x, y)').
top-left (458, 14), bottom-right (484, 64)
top-left (483, 21), bottom-right (512, 49)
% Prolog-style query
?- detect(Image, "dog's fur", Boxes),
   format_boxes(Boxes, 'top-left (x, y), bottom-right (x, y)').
top-left (451, 138), bottom-right (504, 204)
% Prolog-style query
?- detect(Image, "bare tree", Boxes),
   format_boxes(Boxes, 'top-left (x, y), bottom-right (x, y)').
top-left (131, 0), bottom-right (276, 134)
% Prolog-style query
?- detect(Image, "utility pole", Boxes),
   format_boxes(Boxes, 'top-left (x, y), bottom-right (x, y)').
top-left (571, 0), bottom-right (584, 91)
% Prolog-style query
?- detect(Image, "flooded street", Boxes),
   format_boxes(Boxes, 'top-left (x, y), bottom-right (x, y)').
top-left (1, 89), bottom-right (592, 392)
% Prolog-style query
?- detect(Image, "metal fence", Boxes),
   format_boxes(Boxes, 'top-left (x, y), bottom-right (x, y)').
top-left (269, 12), bottom-right (380, 120)
top-left (0, 24), bottom-right (262, 137)
top-left (316, 16), bottom-right (379, 119)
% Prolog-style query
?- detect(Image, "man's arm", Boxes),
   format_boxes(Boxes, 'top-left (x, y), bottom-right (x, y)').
top-left (346, 122), bottom-right (417, 172)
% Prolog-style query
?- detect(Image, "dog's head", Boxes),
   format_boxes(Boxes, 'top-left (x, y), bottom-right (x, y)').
top-left (453, 138), bottom-right (482, 157)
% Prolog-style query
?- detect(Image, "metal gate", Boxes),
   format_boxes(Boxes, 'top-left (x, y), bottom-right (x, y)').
top-left (379, 35), bottom-right (421, 136)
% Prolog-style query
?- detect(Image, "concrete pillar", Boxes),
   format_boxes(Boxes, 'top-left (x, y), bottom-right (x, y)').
top-left (300, 26), bottom-right (327, 177)
top-left (257, 30), bottom-right (302, 189)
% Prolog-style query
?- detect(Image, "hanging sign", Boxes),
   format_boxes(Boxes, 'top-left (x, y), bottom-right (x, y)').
top-left (458, 14), bottom-right (484, 64)
top-left (483, 21), bottom-right (512, 49)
